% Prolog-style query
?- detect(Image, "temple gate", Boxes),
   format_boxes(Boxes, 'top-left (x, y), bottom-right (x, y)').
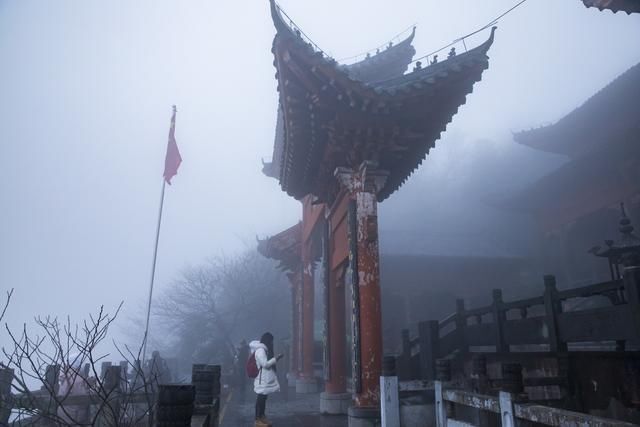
top-left (259, 1), bottom-right (496, 425)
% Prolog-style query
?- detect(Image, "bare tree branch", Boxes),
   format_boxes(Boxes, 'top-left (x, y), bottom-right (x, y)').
top-left (151, 249), bottom-right (290, 367)
top-left (0, 288), bottom-right (12, 324)
top-left (2, 301), bottom-right (156, 427)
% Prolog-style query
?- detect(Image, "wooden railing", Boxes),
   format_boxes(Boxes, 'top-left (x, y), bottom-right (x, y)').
top-left (399, 267), bottom-right (640, 381)
top-left (435, 382), bottom-right (637, 427)
top-left (380, 356), bottom-right (636, 427)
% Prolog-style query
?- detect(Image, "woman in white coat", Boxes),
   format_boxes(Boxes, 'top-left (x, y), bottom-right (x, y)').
top-left (250, 332), bottom-right (282, 426)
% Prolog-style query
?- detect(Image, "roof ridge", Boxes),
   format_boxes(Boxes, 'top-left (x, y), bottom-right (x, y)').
top-left (561, 61), bottom-right (640, 123)
top-left (514, 61), bottom-right (640, 156)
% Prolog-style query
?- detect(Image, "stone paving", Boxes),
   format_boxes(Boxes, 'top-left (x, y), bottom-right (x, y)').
top-left (220, 385), bottom-right (348, 427)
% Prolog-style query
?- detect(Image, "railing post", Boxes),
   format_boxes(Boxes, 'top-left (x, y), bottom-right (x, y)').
top-left (100, 361), bottom-right (112, 380)
top-left (470, 355), bottom-right (491, 426)
top-left (192, 364), bottom-right (212, 405)
top-left (492, 289), bottom-right (508, 353)
top-left (401, 329), bottom-right (410, 358)
top-left (418, 320), bottom-right (439, 380)
top-left (398, 329), bottom-right (411, 380)
top-left (156, 384), bottom-right (195, 427)
top-left (212, 365), bottom-right (221, 427)
top-left (543, 275), bottom-right (566, 352)
top-left (119, 361), bottom-right (129, 390)
top-left (0, 367), bottom-right (14, 425)
top-left (501, 363), bottom-right (523, 395)
top-left (498, 391), bottom-right (515, 427)
top-left (436, 359), bottom-right (452, 383)
top-left (380, 356), bottom-right (400, 427)
top-left (44, 364), bottom-right (60, 425)
top-left (44, 364), bottom-right (60, 394)
top-left (192, 364), bottom-right (221, 427)
top-left (129, 359), bottom-right (146, 424)
top-left (101, 365), bottom-right (122, 426)
top-left (434, 380), bottom-right (447, 427)
top-left (471, 354), bottom-right (488, 393)
top-left (82, 363), bottom-right (90, 379)
top-left (557, 352), bottom-right (572, 405)
top-left (624, 266), bottom-right (640, 341)
top-left (455, 299), bottom-right (468, 355)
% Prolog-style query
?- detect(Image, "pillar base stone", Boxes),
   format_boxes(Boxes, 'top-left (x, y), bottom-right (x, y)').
top-left (295, 377), bottom-right (318, 394)
top-left (320, 392), bottom-right (351, 415)
top-left (348, 406), bottom-right (380, 427)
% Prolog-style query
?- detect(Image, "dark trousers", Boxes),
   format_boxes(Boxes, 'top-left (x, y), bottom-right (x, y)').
top-left (255, 393), bottom-right (268, 419)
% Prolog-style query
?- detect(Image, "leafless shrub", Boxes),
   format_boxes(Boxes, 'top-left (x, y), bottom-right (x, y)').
top-left (154, 249), bottom-right (289, 365)
top-left (1, 302), bottom-right (158, 427)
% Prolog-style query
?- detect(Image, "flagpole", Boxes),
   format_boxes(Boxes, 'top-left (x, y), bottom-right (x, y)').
top-left (142, 179), bottom-right (166, 362)
top-left (142, 105), bottom-right (180, 363)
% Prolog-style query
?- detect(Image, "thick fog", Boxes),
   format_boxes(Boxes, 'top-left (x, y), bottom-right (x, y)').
top-left (1, 0), bottom-right (639, 353)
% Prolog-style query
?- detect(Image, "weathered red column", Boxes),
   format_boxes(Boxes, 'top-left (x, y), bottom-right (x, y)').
top-left (320, 265), bottom-right (350, 413)
top-left (326, 274), bottom-right (347, 393)
top-left (297, 238), bottom-right (318, 393)
top-left (287, 272), bottom-right (300, 380)
top-left (337, 161), bottom-right (388, 426)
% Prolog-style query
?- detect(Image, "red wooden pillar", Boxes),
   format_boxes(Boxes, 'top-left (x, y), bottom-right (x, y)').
top-left (301, 242), bottom-right (314, 378)
top-left (287, 272), bottom-right (300, 379)
top-left (326, 269), bottom-right (347, 393)
top-left (320, 265), bottom-right (350, 413)
top-left (297, 225), bottom-right (317, 393)
top-left (337, 161), bottom-right (388, 420)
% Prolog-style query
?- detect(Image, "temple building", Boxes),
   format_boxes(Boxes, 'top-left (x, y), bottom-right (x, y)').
top-left (259, 1), bottom-right (496, 424)
top-left (505, 62), bottom-right (640, 287)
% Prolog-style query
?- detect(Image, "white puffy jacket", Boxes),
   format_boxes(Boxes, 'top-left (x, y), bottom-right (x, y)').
top-left (250, 340), bottom-right (280, 395)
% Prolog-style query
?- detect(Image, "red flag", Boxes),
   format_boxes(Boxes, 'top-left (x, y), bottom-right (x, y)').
top-left (163, 105), bottom-right (182, 185)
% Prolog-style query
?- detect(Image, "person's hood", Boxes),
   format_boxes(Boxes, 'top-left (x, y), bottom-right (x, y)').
top-left (250, 340), bottom-right (267, 352)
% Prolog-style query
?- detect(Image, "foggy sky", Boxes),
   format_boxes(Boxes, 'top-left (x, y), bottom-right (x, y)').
top-left (1, 0), bottom-right (639, 347)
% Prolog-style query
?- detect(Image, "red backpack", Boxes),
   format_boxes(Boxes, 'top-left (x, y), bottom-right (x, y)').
top-left (246, 352), bottom-right (259, 378)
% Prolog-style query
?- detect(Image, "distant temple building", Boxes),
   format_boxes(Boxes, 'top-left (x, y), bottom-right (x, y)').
top-left (507, 62), bottom-right (640, 286)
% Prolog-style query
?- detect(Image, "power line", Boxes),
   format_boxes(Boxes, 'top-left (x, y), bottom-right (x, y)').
top-left (275, 2), bottom-right (333, 58)
top-left (410, 0), bottom-right (530, 65)
top-left (275, 3), bottom-right (416, 63)
top-left (455, 0), bottom-right (529, 43)
top-left (275, 0), bottom-right (530, 67)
